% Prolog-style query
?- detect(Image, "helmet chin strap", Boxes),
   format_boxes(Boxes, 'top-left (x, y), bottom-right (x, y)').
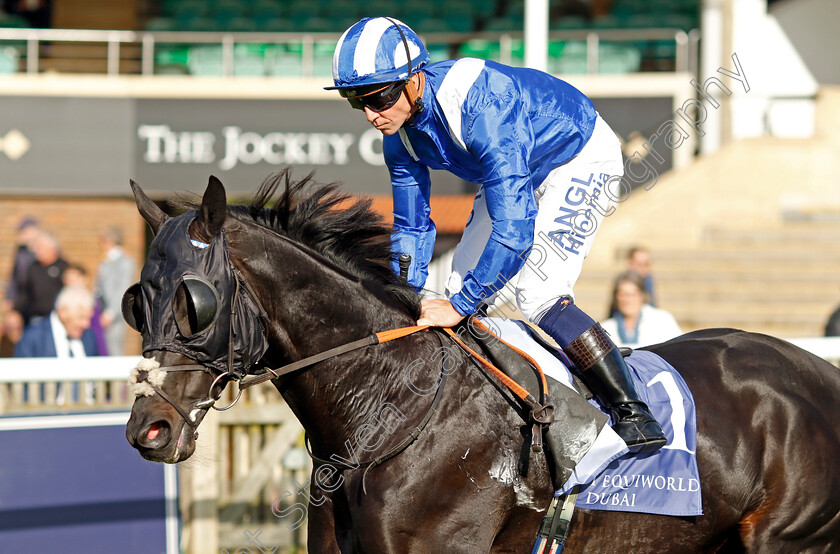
top-left (384, 16), bottom-right (425, 117)
top-left (406, 71), bottom-right (425, 114)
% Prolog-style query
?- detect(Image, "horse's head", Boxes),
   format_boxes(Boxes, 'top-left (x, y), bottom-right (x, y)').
top-left (125, 177), bottom-right (267, 462)
top-left (125, 171), bottom-right (425, 462)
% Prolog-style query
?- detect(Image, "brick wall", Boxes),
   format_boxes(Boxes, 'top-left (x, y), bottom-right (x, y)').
top-left (0, 197), bottom-right (147, 355)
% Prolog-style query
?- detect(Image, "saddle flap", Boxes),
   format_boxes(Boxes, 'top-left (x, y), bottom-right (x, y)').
top-left (454, 317), bottom-right (610, 488)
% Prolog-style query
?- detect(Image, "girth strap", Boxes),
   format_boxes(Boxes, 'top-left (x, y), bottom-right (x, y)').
top-left (239, 325), bottom-right (431, 389)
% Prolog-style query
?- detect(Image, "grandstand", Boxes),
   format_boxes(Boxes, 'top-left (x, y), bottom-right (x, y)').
top-left (0, 0), bottom-right (698, 76)
top-left (0, 2), bottom-right (837, 549)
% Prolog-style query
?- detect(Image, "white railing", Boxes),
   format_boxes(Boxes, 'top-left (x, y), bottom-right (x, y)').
top-left (0, 26), bottom-right (700, 77)
top-left (2, 334), bottom-right (838, 404)
top-left (0, 355), bottom-right (140, 412)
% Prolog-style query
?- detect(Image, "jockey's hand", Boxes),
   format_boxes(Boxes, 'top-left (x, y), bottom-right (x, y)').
top-left (417, 299), bottom-right (467, 328)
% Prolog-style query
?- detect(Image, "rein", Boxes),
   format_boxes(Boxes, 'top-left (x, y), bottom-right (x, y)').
top-left (304, 330), bottom-right (450, 494)
top-left (237, 324), bottom-right (432, 390)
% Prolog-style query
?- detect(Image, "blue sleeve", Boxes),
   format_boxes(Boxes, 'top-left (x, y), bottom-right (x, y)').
top-left (449, 94), bottom-right (537, 316)
top-left (384, 134), bottom-right (436, 291)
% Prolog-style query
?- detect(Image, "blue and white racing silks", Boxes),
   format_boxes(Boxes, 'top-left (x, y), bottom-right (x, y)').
top-left (386, 58), bottom-right (598, 315)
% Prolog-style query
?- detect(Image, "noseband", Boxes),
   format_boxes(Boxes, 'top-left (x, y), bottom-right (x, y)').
top-left (129, 359), bottom-right (242, 439)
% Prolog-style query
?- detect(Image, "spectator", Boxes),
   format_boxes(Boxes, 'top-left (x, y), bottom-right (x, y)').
top-left (602, 270), bottom-right (681, 348)
top-left (94, 226), bottom-right (135, 356)
top-left (64, 263), bottom-right (108, 356)
top-left (13, 230), bottom-right (68, 326)
top-left (3, 216), bottom-right (40, 346)
top-left (14, 285), bottom-right (100, 404)
top-left (825, 305), bottom-right (840, 337)
top-left (626, 245), bottom-right (656, 308)
top-left (14, 285), bottom-right (99, 358)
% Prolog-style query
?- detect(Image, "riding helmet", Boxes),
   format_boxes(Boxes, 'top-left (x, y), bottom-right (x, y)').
top-left (325, 17), bottom-right (430, 91)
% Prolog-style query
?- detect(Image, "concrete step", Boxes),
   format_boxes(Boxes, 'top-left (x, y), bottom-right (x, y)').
top-left (702, 225), bottom-right (840, 248)
top-left (651, 248), bottom-right (840, 267)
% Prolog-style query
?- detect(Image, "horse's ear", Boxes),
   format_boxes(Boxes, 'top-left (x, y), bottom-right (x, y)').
top-left (198, 175), bottom-right (227, 237)
top-left (130, 180), bottom-right (168, 235)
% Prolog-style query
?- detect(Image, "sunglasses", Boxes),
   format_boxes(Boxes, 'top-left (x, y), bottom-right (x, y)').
top-left (341, 81), bottom-right (407, 112)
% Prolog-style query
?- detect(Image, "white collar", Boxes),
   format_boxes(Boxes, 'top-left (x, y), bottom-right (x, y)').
top-left (49, 311), bottom-right (86, 358)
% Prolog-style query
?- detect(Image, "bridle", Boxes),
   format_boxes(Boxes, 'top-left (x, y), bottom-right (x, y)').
top-left (131, 362), bottom-right (243, 440)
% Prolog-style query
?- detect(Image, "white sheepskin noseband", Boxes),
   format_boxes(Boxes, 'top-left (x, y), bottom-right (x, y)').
top-left (128, 358), bottom-right (167, 397)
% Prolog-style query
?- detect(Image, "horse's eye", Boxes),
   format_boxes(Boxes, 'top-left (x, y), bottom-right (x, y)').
top-left (173, 276), bottom-right (220, 337)
top-left (121, 282), bottom-right (145, 333)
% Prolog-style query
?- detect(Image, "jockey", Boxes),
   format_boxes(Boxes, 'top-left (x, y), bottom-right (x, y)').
top-left (327, 17), bottom-right (666, 454)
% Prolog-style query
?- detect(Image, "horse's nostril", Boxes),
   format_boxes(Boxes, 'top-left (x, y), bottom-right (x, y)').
top-left (147, 421), bottom-right (162, 441)
top-left (139, 420), bottom-right (171, 448)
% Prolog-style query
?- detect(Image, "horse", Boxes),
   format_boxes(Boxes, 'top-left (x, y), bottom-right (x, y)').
top-left (124, 170), bottom-right (840, 552)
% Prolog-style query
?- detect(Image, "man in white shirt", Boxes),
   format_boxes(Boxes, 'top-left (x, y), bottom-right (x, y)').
top-left (14, 285), bottom-right (101, 403)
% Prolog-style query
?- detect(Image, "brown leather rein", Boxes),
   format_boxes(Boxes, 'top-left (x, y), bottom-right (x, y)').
top-left (132, 324), bottom-right (434, 440)
top-left (135, 319), bottom-right (553, 467)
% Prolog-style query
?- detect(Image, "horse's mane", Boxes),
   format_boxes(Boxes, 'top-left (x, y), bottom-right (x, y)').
top-left (179, 169), bottom-right (422, 318)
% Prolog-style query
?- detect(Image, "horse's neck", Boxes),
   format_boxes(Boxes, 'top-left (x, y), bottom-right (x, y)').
top-left (237, 233), bottom-right (429, 449)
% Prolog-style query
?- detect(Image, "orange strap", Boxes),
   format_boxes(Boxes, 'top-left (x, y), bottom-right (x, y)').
top-left (444, 327), bottom-right (536, 404)
top-left (470, 319), bottom-right (550, 398)
top-left (375, 324), bottom-right (431, 344)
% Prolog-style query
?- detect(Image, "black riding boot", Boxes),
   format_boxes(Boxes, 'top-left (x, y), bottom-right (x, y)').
top-left (565, 324), bottom-right (666, 454)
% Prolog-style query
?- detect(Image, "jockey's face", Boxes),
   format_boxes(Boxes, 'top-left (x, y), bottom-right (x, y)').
top-left (362, 74), bottom-right (420, 136)
top-left (364, 91), bottom-right (411, 135)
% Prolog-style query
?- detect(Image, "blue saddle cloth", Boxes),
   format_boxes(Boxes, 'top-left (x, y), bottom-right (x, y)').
top-left (575, 350), bottom-right (703, 517)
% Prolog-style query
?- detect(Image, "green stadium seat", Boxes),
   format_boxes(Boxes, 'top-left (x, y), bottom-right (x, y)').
top-left (589, 14), bottom-right (621, 29)
top-left (421, 18), bottom-right (450, 34)
top-left (598, 43), bottom-right (641, 73)
top-left (302, 16), bottom-right (336, 32)
top-left (226, 16), bottom-right (258, 32)
top-left (154, 45), bottom-right (190, 74)
top-left (549, 40), bottom-right (587, 74)
top-left (0, 47), bottom-right (19, 73)
top-left (233, 43), bottom-right (267, 76)
top-left (484, 17), bottom-right (521, 32)
top-left (188, 45), bottom-right (224, 75)
top-left (426, 42), bottom-right (452, 63)
top-left (267, 42), bottom-right (304, 76)
top-left (257, 17), bottom-right (294, 32)
top-left (144, 17), bottom-right (178, 32)
top-left (184, 16), bottom-right (218, 32)
top-left (0, 14), bottom-right (30, 28)
top-left (211, 0), bottom-right (241, 29)
top-left (445, 17), bottom-right (475, 33)
top-left (624, 14), bottom-right (660, 28)
top-left (550, 16), bottom-right (587, 30)
top-left (173, 1), bottom-right (209, 29)
top-left (312, 40), bottom-right (337, 77)
top-left (457, 38), bottom-right (501, 62)
top-left (251, 0), bottom-right (285, 23)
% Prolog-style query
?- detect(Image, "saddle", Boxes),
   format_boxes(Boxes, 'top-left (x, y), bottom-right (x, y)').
top-left (448, 318), bottom-right (609, 489)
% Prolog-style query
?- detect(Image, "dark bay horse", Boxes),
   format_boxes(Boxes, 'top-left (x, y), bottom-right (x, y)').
top-left (125, 171), bottom-right (840, 552)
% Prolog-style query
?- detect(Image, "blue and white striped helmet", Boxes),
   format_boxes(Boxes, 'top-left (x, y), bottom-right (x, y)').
top-left (326, 17), bottom-right (430, 90)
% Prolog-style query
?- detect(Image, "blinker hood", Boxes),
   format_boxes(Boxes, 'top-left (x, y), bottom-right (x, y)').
top-left (132, 212), bottom-right (268, 376)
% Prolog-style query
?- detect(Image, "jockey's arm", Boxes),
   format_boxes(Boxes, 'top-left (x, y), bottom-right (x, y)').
top-left (448, 96), bottom-right (537, 317)
top-left (385, 137), bottom-right (436, 291)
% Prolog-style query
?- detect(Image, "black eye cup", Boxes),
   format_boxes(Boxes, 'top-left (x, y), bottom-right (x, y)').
top-left (173, 276), bottom-right (221, 338)
top-left (121, 282), bottom-right (145, 333)
top-left (341, 81), bottom-right (406, 112)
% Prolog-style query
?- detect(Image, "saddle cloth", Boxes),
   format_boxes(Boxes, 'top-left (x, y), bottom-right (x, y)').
top-left (477, 318), bottom-right (702, 517)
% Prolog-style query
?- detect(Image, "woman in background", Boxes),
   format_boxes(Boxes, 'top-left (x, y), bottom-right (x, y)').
top-left (602, 270), bottom-right (682, 348)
